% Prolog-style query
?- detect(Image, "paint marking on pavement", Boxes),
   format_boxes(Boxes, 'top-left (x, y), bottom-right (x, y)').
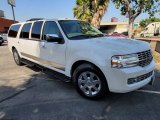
top-left (136, 89), bottom-right (160, 95)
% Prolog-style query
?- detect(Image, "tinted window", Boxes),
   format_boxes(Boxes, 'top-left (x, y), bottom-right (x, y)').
top-left (31, 21), bottom-right (43, 39)
top-left (59, 20), bottom-right (103, 40)
top-left (42, 21), bottom-right (62, 40)
top-left (20, 23), bottom-right (32, 39)
top-left (8, 25), bottom-right (21, 38)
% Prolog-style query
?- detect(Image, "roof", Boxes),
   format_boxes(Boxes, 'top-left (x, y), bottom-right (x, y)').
top-left (100, 22), bottom-right (128, 26)
top-left (10, 18), bottom-right (85, 26)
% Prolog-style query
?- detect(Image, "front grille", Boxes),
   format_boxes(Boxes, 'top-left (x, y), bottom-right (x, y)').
top-left (128, 71), bottom-right (153, 85)
top-left (137, 50), bottom-right (153, 67)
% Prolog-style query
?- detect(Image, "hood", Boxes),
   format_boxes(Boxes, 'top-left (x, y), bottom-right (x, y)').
top-left (77, 37), bottom-right (150, 55)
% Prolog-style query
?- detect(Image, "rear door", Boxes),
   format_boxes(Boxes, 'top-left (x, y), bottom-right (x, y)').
top-left (19, 21), bottom-right (44, 63)
top-left (8, 24), bottom-right (21, 52)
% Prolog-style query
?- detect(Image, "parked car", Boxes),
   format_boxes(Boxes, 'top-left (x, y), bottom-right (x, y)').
top-left (8, 19), bottom-right (155, 99)
top-left (122, 32), bottom-right (128, 36)
top-left (0, 35), bottom-right (4, 46)
top-left (109, 32), bottom-right (128, 38)
top-left (1, 33), bottom-right (8, 41)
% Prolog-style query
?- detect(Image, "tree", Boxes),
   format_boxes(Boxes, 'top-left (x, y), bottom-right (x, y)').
top-left (112, 0), bottom-right (160, 38)
top-left (73, 0), bottom-right (110, 28)
top-left (140, 17), bottom-right (160, 28)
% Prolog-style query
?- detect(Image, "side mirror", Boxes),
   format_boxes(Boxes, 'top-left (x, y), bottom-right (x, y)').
top-left (46, 34), bottom-right (63, 44)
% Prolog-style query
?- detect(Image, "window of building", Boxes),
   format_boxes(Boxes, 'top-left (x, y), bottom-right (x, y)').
top-left (8, 25), bottom-right (21, 38)
top-left (31, 21), bottom-right (43, 39)
top-left (20, 23), bottom-right (32, 39)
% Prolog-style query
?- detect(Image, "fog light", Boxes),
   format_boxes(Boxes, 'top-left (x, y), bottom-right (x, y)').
top-left (127, 71), bottom-right (153, 85)
top-left (128, 78), bottom-right (137, 84)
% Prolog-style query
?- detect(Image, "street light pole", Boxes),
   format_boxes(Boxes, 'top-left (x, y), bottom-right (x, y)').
top-left (11, 5), bottom-right (16, 23)
top-left (11, 5), bottom-right (15, 23)
top-left (8, 0), bottom-right (16, 23)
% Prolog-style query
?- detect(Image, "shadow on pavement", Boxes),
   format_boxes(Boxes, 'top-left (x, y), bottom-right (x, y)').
top-left (0, 66), bottom-right (160, 120)
top-left (0, 66), bottom-right (121, 120)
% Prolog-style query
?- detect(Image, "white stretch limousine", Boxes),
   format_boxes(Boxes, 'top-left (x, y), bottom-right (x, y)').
top-left (8, 19), bottom-right (156, 99)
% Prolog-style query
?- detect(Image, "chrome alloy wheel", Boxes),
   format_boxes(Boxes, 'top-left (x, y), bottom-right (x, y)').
top-left (78, 71), bottom-right (101, 97)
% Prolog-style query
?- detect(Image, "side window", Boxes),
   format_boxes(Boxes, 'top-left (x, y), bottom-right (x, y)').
top-left (31, 21), bottom-right (43, 39)
top-left (20, 23), bottom-right (32, 39)
top-left (42, 21), bottom-right (62, 40)
top-left (8, 25), bottom-right (21, 38)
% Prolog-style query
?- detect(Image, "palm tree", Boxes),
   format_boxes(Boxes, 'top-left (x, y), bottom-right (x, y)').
top-left (73, 0), bottom-right (110, 28)
top-left (73, 0), bottom-right (93, 23)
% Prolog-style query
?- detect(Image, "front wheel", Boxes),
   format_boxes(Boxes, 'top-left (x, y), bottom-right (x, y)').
top-left (73, 63), bottom-right (108, 99)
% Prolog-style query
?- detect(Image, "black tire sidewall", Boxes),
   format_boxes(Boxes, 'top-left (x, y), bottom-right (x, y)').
top-left (73, 64), bottom-right (108, 99)
top-left (13, 49), bottom-right (22, 65)
top-left (141, 34), bottom-right (144, 37)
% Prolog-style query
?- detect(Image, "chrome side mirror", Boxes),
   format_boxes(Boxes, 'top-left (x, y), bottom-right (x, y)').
top-left (46, 34), bottom-right (63, 44)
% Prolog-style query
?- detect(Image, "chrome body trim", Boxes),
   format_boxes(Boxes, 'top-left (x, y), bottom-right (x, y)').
top-left (21, 52), bottom-right (65, 71)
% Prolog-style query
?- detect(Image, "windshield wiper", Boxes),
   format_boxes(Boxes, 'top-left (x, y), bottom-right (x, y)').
top-left (70, 34), bottom-right (91, 39)
top-left (70, 34), bottom-right (104, 40)
top-left (90, 34), bottom-right (104, 37)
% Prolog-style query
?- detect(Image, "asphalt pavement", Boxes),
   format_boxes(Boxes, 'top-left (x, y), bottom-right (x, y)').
top-left (0, 44), bottom-right (160, 120)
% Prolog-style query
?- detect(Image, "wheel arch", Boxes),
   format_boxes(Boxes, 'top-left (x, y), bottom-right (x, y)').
top-left (71, 60), bottom-right (106, 80)
top-left (12, 46), bottom-right (16, 51)
top-left (71, 60), bottom-right (109, 98)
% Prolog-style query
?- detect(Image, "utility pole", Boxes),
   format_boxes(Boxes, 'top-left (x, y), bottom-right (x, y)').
top-left (0, 1), bottom-right (5, 18)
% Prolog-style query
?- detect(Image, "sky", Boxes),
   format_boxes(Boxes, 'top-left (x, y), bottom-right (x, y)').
top-left (0, 0), bottom-right (159, 22)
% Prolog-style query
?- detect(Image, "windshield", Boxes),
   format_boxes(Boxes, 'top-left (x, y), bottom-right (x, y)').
top-left (59, 20), bottom-right (104, 40)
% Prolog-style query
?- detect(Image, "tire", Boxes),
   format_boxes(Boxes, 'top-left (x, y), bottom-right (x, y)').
top-left (12, 49), bottom-right (23, 66)
top-left (0, 42), bottom-right (2, 46)
top-left (140, 34), bottom-right (144, 37)
top-left (73, 63), bottom-right (108, 99)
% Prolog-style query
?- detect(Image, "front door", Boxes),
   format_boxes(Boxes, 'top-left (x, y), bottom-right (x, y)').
top-left (39, 21), bottom-right (66, 71)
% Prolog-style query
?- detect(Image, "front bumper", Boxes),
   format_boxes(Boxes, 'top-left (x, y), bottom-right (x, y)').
top-left (103, 60), bottom-right (156, 93)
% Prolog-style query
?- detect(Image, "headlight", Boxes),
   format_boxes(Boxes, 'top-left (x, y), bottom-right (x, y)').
top-left (111, 54), bottom-right (139, 68)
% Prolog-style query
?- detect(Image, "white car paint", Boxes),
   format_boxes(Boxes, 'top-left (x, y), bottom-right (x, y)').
top-left (8, 19), bottom-right (156, 93)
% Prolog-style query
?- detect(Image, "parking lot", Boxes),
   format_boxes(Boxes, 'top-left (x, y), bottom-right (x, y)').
top-left (0, 44), bottom-right (160, 120)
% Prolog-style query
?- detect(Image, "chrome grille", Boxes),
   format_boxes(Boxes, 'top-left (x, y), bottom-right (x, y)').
top-left (137, 50), bottom-right (153, 67)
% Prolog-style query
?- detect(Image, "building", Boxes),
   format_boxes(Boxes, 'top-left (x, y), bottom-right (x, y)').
top-left (100, 21), bottom-right (140, 35)
top-left (100, 22), bottom-right (128, 34)
top-left (111, 17), bottom-right (118, 22)
top-left (0, 17), bottom-right (18, 33)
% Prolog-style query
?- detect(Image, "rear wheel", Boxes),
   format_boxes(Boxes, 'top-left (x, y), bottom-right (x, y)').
top-left (73, 63), bottom-right (108, 99)
top-left (12, 49), bottom-right (23, 66)
top-left (140, 34), bottom-right (144, 37)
